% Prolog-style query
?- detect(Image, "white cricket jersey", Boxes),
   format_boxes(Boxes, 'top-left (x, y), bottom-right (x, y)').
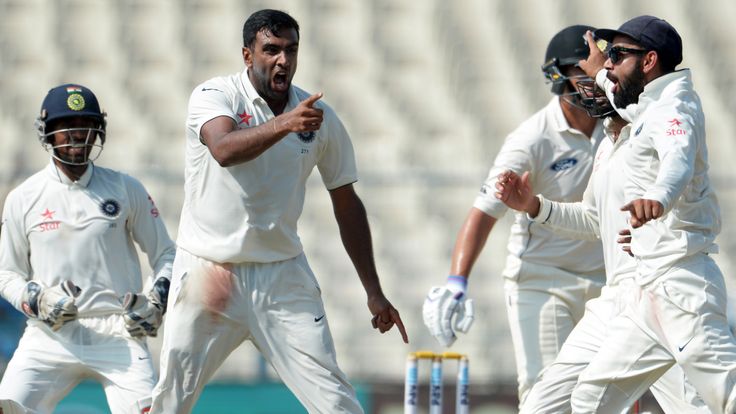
top-left (177, 70), bottom-right (358, 263)
top-left (597, 69), bottom-right (720, 284)
top-left (0, 161), bottom-right (175, 316)
top-left (474, 97), bottom-right (605, 277)
top-left (535, 119), bottom-right (636, 286)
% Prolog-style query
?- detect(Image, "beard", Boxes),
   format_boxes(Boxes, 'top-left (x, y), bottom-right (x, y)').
top-left (613, 59), bottom-right (646, 108)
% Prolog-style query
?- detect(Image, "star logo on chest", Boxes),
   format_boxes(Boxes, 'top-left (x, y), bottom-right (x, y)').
top-left (669, 118), bottom-right (682, 127)
top-left (41, 208), bottom-right (55, 220)
top-left (238, 111), bottom-right (253, 126)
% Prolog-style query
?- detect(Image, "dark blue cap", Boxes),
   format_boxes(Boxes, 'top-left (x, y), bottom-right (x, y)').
top-left (594, 15), bottom-right (682, 69)
top-left (39, 83), bottom-right (105, 124)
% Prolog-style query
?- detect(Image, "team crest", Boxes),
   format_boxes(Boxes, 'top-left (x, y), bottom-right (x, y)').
top-left (298, 131), bottom-right (316, 143)
top-left (67, 93), bottom-right (86, 111)
top-left (100, 199), bottom-right (121, 217)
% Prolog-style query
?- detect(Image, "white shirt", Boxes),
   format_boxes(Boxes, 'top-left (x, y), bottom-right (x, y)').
top-left (177, 70), bottom-right (358, 263)
top-left (473, 97), bottom-right (605, 278)
top-left (597, 69), bottom-right (720, 284)
top-left (534, 119), bottom-right (636, 286)
top-left (0, 162), bottom-right (175, 316)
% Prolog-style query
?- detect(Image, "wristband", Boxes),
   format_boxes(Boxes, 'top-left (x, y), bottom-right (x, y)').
top-left (446, 275), bottom-right (468, 294)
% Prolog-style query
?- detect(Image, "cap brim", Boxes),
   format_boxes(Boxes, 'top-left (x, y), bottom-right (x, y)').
top-left (593, 28), bottom-right (633, 43)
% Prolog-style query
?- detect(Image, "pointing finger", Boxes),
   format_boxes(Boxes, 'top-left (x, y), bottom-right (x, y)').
top-left (302, 92), bottom-right (323, 108)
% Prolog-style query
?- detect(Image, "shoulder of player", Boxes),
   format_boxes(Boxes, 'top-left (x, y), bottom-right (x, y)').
top-left (93, 166), bottom-right (149, 195)
top-left (504, 107), bottom-right (557, 149)
top-left (190, 73), bottom-right (237, 100)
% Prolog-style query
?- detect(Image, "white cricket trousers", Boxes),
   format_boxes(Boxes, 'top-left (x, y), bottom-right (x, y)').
top-left (521, 279), bottom-right (709, 414)
top-left (150, 248), bottom-right (363, 414)
top-left (571, 254), bottom-right (736, 414)
top-left (0, 315), bottom-right (155, 414)
top-left (504, 261), bottom-right (604, 406)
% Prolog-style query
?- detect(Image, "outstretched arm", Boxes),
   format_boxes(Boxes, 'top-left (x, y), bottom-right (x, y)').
top-left (201, 93), bottom-right (325, 166)
top-left (329, 184), bottom-right (408, 343)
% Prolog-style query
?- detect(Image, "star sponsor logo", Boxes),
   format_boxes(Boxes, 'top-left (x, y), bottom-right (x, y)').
top-left (147, 195), bottom-right (160, 218)
top-left (666, 118), bottom-right (687, 137)
top-left (40, 208), bottom-right (61, 232)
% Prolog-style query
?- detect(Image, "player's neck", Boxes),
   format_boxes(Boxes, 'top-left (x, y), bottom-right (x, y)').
top-left (561, 101), bottom-right (597, 138)
top-left (53, 159), bottom-right (89, 182)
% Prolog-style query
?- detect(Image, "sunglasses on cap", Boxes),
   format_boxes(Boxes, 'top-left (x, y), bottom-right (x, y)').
top-left (607, 46), bottom-right (649, 64)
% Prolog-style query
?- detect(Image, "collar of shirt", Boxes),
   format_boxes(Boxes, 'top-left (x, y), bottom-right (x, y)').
top-left (551, 96), bottom-right (603, 144)
top-left (45, 159), bottom-right (94, 187)
top-left (239, 69), bottom-right (301, 115)
top-left (633, 69), bottom-right (692, 118)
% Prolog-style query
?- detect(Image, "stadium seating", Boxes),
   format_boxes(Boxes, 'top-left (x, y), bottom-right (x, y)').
top-left (1, 0), bottom-right (735, 391)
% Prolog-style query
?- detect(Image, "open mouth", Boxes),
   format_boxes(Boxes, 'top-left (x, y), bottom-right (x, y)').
top-left (272, 72), bottom-right (288, 92)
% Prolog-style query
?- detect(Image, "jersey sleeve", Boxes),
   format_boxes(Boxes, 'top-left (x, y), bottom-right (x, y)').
top-left (0, 190), bottom-right (32, 312)
top-left (641, 105), bottom-right (698, 212)
top-left (124, 175), bottom-right (176, 286)
top-left (316, 104), bottom-right (358, 190)
top-left (473, 133), bottom-right (535, 219)
top-left (187, 82), bottom-right (236, 143)
top-left (533, 176), bottom-right (600, 241)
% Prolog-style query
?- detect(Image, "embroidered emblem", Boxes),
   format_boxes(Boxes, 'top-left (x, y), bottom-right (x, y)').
top-left (298, 131), bottom-right (315, 143)
top-left (100, 199), bottom-right (121, 217)
top-left (67, 93), bottom-right (85, 111)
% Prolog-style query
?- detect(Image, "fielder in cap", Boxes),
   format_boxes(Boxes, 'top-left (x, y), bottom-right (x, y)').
top-left (0, 84), bottom-right (176, 414)
top-left (560, 15), bottom-right (736, 413)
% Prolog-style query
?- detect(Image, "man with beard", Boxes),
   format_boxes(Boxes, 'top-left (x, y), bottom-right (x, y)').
top-left (150, 9), bottom-right (408, 414)
top-left (422, 25), bottom-right (607, 408)
top-left (0, 84), bottom-right (176, 414)
top-left (559, 15), bottom-right (736, 413)
top-left (495, 105), bottom-right (709, 412)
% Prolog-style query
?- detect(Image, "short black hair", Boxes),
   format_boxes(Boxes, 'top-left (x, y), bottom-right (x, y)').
top-left (242, 9), bottom-right (300, 48)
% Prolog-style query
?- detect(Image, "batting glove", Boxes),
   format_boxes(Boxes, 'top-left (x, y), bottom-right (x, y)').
top-left (0, 399), bottom-right (29, 414)
top-left (422, 275), bottom-right (474, 347)
top-left (122, 277), bottom-right (170, 338)
top-left (21, 280), bottom-right (82, 331)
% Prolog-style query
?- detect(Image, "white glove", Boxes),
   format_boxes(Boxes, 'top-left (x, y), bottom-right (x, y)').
top-left (422, 276), bottom-right (474, 347)
top-left (21, 280), bottom-right (81, 331)
top-left (0, 399), bottom-right (28, 414)
top-left (122, 277), bottom-right (169, 337)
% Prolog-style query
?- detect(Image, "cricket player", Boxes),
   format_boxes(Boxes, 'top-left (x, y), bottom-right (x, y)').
top-left (554, 15), bottom-right (736, 413)
top-left (495, 102), bottom-right (709, 412)
top-left (150, 9), bottom-right (408, 414)
top-left (0, 84), bottom-right (176, 414)
top-left (422, 25), bottom-right (606, 406)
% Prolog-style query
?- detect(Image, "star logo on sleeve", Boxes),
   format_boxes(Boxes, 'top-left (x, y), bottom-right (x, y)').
top-left (238, 111), bottom-right (253, 126)
top-left (41, 208), bottom-right (55, 220)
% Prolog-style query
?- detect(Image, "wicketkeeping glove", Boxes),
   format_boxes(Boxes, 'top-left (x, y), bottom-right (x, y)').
top-left (122, 277), bottom-right (170, 338)
top-left (422, 276), bottom-right (474, 347)
top-left (21, 280), bottom-right (82, 331)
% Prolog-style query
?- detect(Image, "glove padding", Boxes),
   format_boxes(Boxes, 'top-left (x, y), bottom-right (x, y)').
top-left (422, 286), bottom-right (474, 347)
top-left (0, 399), bottom-right (28, 414)
top-left (21, 280), bottom-right (81, 331)
top-left (122, 278), bottom-right (169, 338)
